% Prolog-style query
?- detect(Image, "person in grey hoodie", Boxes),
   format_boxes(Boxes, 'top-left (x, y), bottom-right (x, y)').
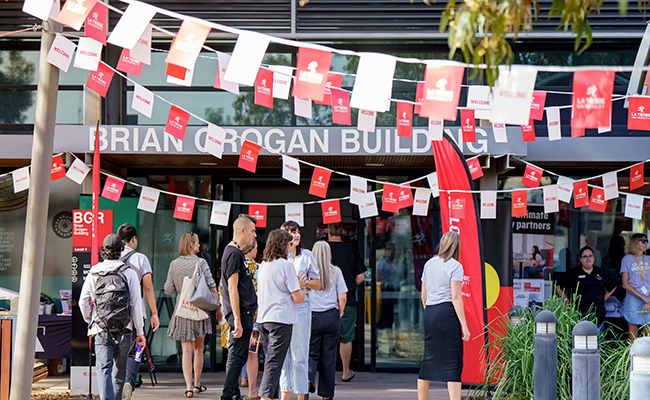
top-left (80, 234), bottom-right (146, 400)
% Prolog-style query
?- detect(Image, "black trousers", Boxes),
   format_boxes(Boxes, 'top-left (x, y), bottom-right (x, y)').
top-left (308, 308), bottom-right (341, 398)
top-left (259, 322), bottom-right (293, 400)
top-left (222, 310), bottom-right (254, 400)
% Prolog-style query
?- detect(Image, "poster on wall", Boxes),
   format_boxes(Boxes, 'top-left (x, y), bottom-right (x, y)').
top-left (512, 205), bottom-right (554, 307)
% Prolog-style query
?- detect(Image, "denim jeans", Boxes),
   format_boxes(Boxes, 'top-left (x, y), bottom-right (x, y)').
top-left (95, 330), bottom-right (132, 400)
top-left (280, 296), bottom-right (311, 394)
top-left (125, 330), bottom-right (141, 390)
top-left (222, 309), bottom-right (254, 400)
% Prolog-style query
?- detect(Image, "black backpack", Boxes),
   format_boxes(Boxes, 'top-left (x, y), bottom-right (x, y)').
top-left (93, 264), bottom-right (131, 332)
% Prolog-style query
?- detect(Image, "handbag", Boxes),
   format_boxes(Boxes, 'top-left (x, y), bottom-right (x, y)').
top-left (189, 261), bottom-right (221, 311)
top-left (174, 263), bottom-right (209, 321)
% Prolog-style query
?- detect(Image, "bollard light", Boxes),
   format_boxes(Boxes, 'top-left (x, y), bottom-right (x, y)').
top-left (535, 310), bottom-right (557, 334)
top-left (572, 321), bottom-right (600, 400)
top-left (533, 310), bottom-right (558, 400)
top-left (508, 305), bottom-right (525, 325)
top-left (629, 337), bottom-right (650, 400)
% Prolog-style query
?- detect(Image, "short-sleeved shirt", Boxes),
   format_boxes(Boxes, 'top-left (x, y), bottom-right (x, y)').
top-left (221, 245), bottom-right (257, 317)
top-left (421, 256), bottom-right (464, 306)
top-left (310, 268), bottom-right (348, 312)
top-left (621, 254), bottom-right (650, 297)
top-left (121, 246), bottom-right (152, 315)
top-left (329, 241), bottom-right (366, 307)
top-left (257, 258), bottom-right (301, 324)
top-left (287, 249), bottom-right (320, 292)
top-left (558, 266), bottom-right (616, 320)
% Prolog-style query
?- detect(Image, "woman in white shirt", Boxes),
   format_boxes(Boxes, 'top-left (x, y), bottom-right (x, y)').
top-left (258, 229), bottom-right (308, 400)
top-left (621, 233), bottom-right (650, 341)
top-left (418, 231), bottom-right (470, 400)
top-left (279, 221), bottom-right (321, 400)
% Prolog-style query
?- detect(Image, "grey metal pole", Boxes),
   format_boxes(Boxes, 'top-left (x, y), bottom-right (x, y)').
top-left (533, 310), bottom-right (557, 400)
top-left (630, 337), bottom-right (650, 400)
top-left (571, 321), bottom-right (600, 400)
top-left (9, 18), bottom-right (61, 400)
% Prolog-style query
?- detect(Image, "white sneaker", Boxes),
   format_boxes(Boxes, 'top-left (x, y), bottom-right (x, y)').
top-left (122, 382), bottom-right (133, 400)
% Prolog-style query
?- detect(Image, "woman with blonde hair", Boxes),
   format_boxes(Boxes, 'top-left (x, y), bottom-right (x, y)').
top-left (621, 232), bottom-right (650, 341)
top-left (418, 231), bottom-right (470, 400)
top-left (164, 232), bottom-right (221, 398)
top-left (308, 241), bottom-right (347, 400)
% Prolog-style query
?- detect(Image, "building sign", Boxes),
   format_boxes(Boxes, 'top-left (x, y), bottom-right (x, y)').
top-left (512, 205), bottom-right (554, 235)
top-left (47, 125), bottom-right (527, 157)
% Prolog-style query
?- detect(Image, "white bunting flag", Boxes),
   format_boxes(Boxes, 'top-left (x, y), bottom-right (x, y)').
top-left (137, 186), bottom-right (160, 213)
top-left (350, 53), bottom-right (397, 112)
top-left (107, 2), bottom-right (157, 50)
top-left (215, 52), bottom-right (240, 95)
top-left (357, 109), bottom-right (377, 132)
top-left (625, 194), bottom-right (644, 220)
top-left (210, 200), bottom-right (231, 226)
top-left (205, 124), bottom-right (226, 159)
top-left (349, 176), bottom-right (367, 205)
top-left (131, 84), bottom-right (154, 118)
top-left (73, 37), bottom-right (102, 71)
top-left (491, 65), bottom-right (537, 125)
top-left (66, 159), bottom-right (90, 184)
top-left (46, 33), bottom-right (76, 73)
top-left (466, 85), bottom-right (492, 119)
top-left (23, 0), bottom-right (60, 21)
top-left (426, 172), bottom-right (439, 198)
top-left (598, 125), bottom-right (612, 134)
top-left (167, 67), bottom-right (194, 87)
top-left (294, 97), bottom-right (312, 119)
top-left (12, 167), bottom-right (30, 193)
top-left (130, 25), bottom-right (152, 65)
top-left (546, 107), bottom-right (562, 141)
top-left (224, 32), bottom-right (270, 86)
top-left (602, 171), bottom-right (619, 200)
top-left (282, 155), bottom-right (301, 185)
top-left (359, 193), bottom-right (379, 219)
top-left (480, 191), bottom-right (497, 219)
top-left (413, 188), bottom-right (432, 216)
top-left (556, 176), bottom-right (574, 203)
top-left (285, 203), bottom-right (304, 226)
top-left (269, 65), bottom-right (293, 100)
top-left (543, 185), bottom-right (560, 213)
top-left (492, 122), bottom-right (508, 143)
top-left (428, 118), bottom-right (443, 141)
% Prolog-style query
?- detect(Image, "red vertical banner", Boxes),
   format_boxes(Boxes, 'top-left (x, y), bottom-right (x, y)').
top-left (91, 122), bottom-right (100, 266)
top-left (382, 183), bottom-right (400, 213)
top-left (396, 101), bottom-right (413, 138)
top-left (432, 134), bottom-right (486, 384)
top-left (630, 163), bottom-right (645, 191)
top-left (573, 180), bottom-right (590, 208)
top-left (511, 190), bottom-right (528, 217)
top-left (460, 109), bottom-right (476, 142)
top-left (521, 120), bottom-right (536, 142)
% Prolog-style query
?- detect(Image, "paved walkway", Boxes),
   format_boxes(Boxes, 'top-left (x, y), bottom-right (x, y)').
top-left (34, 372), bottom-right (470, 399)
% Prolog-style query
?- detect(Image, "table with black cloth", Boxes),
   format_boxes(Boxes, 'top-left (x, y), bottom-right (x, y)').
top-left (35, 314), bottom-right (71, 359)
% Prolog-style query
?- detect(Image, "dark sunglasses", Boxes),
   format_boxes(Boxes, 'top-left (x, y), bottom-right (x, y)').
top-left (641, 239), bottom-right (649, 244)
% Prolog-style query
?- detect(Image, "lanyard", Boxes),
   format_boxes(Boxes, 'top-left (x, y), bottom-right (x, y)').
top-left (634, 255), bottom-right (646, 280)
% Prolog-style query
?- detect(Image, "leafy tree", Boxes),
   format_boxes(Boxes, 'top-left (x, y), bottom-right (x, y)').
top-left (0, 51), bottom-right (36, 123)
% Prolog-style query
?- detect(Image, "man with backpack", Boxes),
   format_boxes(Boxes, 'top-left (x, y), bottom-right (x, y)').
top-left (117, 223), bottom-right (159, 399)
top-left (80, 234), bottom-right (146, 400)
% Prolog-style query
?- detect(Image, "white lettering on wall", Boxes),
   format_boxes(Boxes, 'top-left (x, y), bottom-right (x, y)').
top-left (467, 129), bottom-right (488, 154)
top-left (195, 127), bottom-right (208, 152)
top-left (164, 133), bottom-right (182, 152)
top-left (133, 128), bottom-right (139, 152)
top-left (310, 129), bottom-right (328, 153)
top-left (342, 129), bottom-right (360, 153)
top-left (223, 129), bottom-right (238, 153)
top-left (395, 130), bottom-right (409, 153)
top-left (111, 127), bottom-right (130, 152)
top-left (89, 127), bottom-right (109, 151)
top-left (363, 130), bottom-right (380, 154)
top-left (288, 129), bottom-right (308, 153)
top-left (141, 128), bottom-right (162, 152)
top-left (241, 128), bottom-right (263, 146)
top-left (266, 129), bottom-right (285, 153)
top-left (413, 129), bottom-right (431, 153)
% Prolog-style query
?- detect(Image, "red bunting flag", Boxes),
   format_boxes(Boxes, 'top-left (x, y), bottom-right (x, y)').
top-left (460, 109), bottom-right (476, 142)
top-left (467, 158), bottom-right (483, 180)
top-left (414, 81), bottom-right (424, 115)
top-left (530, 91), bottom-right (547, 121)
top-left (116, 48), bottom-right (144, 77)
top-left (51, 155), bottom-right (66, 181)
top-left (382, 183), bottom-right (400, 213)
top-left (627, 97), bottom-right (650, 131)
top-left (315, 73), bottom-right (343, 105)
top-left (331, 87), bottom-right (351, 125)
top-left (238, 140), bottom-right (262, 173)
top-left (588, 187), bottom-right (607, 213)
top-left (321, 200), bottom-right (341, 224)
top-left (165, 106), bottom-right (190, 140)
top-left (309, 167), bottom-right (332, 198)
top-left (397, 185), bottom-right (413, 209)
top-left (84, 3), bottom-right (107, 45)
top-left (521, 120), bottom-right (536, 142)
top-left (522, 164), bottom-right (543, 188)
top-left (571, 70), bottom-right (614, 129)
top-left (166, 63), bottom-right (187, 80)
top-left (255, 68), bottom-right (274, 109)
top-left (450, 193), bottom-right (466, 219)
top-left (571, 126), bottom-right (585, 138)
top-left (397, 101), bottom-right (413, 138)
top-left (511, 190), bottom-right (528, 217)
top-left (101, 176), bottom-right (125, 202)
top-left (573, 180), bottom-right (589, 208)
top-left (249, 204), bottom-right (267, 227)
top-left (292, 47), bottom-right (332, 102)
top-left (173, 196), bottom-right (196, 221)
top-left (86, 62), bottom-right (114, 98)
top-left (421, 64), bottom-right (465, 120)
top-left (630, 163), bottom-right (645, 191)
top-left (165, 20), bottom-right (211, 71)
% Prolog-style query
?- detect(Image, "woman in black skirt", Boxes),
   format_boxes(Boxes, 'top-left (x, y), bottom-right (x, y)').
top-left (418, 231), bottom-right (470, 400)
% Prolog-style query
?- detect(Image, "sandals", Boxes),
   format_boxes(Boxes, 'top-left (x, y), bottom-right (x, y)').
top-left (184, 390), bottom-right (194, 398)
top-left (193, 385), bottom-right (207, 393)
